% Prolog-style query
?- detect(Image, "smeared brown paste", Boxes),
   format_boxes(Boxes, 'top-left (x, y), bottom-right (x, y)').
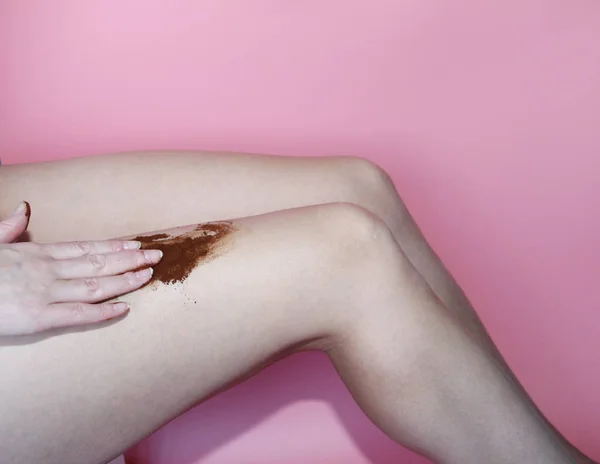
top-left (134, 222), bottom-right (236, 285)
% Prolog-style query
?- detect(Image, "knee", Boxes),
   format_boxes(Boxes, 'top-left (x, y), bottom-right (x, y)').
top-left (312, 202), bottom-right (417, 309)
top-left (347, 155), bottom-right (394, 181)
top-left (323, 200), bottom-right (386, 234)
top-left (334, 157), bottom-right (395, 195)
top-left (327, 157), bottom-right (409, 225)
top-left (321, 203), bottom-right (438, 302)
top-left (284, 202), bottom-right (436, 352)
top-left (315, 202), bottom-right (395, 257)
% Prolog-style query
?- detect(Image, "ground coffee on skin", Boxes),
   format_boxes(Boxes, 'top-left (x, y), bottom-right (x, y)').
top-left (135, 222), bottom-right (236, 285)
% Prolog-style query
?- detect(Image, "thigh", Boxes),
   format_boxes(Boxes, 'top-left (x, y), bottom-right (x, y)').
top-left (0, 204), bottom-right (369, 464)
top-left (0, 152), bottom-right (366, 242)
top-left (0, 152), bottom-right (481, 345)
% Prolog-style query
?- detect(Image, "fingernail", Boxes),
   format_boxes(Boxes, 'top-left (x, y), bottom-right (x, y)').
top-left (144, 250), bottom-right (163, 262)
top-left (112, 302), bottom-right (129, 313)
top-left (123, 241), bottom-right (141, 250)
top-left (136, 267), bottom-right (153, 279)
top-left (14, 201), bottom-right (30, 217)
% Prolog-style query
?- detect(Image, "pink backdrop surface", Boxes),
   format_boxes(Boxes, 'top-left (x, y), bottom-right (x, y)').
top-left (1, 1), bottom-right (599, 463)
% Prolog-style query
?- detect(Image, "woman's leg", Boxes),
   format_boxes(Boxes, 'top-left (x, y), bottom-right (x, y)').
top-left (1, 152), bottom-right (589, 461)
top-left (0, 152), bottom-right (481, 341)
top-left (0, 204), bottom-right (587, 464)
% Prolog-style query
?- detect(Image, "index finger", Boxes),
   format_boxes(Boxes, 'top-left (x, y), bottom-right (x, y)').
top-left (42, 240), bottom-right (142, 259)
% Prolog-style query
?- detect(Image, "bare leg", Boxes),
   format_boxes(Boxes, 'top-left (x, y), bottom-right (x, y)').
top-left (0, 203), bottom-right (591, 464)
top-left (0, 153), bottom-right (593, 462)
top-left (0, 152), bottom-right (513, 430)
top-left (0, 152), bottom-right (480, 339)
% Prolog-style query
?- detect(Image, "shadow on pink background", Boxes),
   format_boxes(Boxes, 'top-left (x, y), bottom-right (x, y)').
top-left (1, 1), bottom-right (599, 462)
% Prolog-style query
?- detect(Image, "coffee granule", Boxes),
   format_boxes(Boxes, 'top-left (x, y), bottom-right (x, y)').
top-left (134, 222), bottom-right (236, 285)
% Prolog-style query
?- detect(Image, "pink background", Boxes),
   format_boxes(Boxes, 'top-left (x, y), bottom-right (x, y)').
top-left (2, 1), bottom-right (599, 462)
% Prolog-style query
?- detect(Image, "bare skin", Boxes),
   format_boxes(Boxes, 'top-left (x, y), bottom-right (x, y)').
top-left (0, 152), bottom-right (595, 464)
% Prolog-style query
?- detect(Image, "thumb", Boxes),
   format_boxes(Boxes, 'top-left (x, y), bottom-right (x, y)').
top-left (0, 201), bottom-right (31, 243)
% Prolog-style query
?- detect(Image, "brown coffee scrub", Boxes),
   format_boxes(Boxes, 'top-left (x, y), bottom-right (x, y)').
top-left (134, 222), bottom-right (236, 285)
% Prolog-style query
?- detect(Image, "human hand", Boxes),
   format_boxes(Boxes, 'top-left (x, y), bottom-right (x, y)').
top-left (0, 202), bottom-right (162, 335)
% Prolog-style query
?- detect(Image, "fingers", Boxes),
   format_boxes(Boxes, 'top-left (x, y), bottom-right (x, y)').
top-left (37, 301), bottom-right (131, 331)
top-left (43, 239), bottom-right (144, 259)
top-left (48, 268), bottom-right (154, 303)
top-left (52, 249), bottom-right (163, 279)
top-left (0, 201), bottom-right (30, 243)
